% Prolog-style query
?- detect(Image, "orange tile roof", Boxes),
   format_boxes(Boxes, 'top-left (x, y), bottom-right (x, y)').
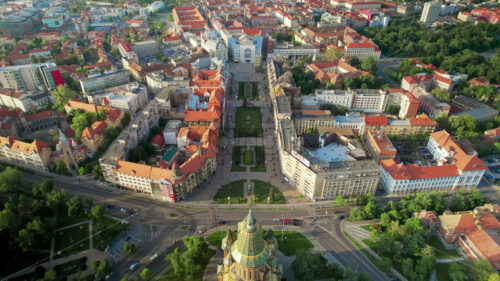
top-left (0, 136), bottom-right (49, 154)
top-left (81, 121), bottom-right (107, 139)
top-left (185, 111), bottom-right (221, 122)
top-left (26, 110), bottom-right (55, 122)
top-left (465, 229), bottom-right (500, 270)
top-left (117, 160), bottom-right (152, 178)
top-left (66, 100), bottom-right (99, 113)
top-left (409, 114), bottom-right (435, 126)
top-left (381, 158), bottom-right (459, 180)
top-left (364, 116), bottom-right (388, 126)
top-left (430, 130), bottom-right (487, 172)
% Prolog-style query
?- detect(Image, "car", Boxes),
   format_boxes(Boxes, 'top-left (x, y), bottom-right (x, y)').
top-left (120, 208), bottom-right (127, 213)
top-left (219, 220), bottom-right (227, 225)
top-left (293, 219), bottom-right (303, 226)
top-left (150, 253), bottom-right (159, 261)
top-left (105, 272), bottom-right (114, 280)
top-left (129, 210), bottom-right (135, 215)
top-left (129, 263), bottom-right (139, 271)
top-left (107, 205), bottom-right (114, 209)
top-left (125, 236), bottom-right (131, 242)
top-left (273, 218), bottom-right (280, 222)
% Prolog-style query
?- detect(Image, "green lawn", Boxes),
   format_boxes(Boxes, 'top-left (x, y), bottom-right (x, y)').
top-left (206, 230), bottom-right (237, 247)
top-left (252, 180), bottom-right (285, 204)
top-left (243, 150), bottom-right (254, 165)
top-left (231, 146), bottom-right (246, 172)
top-left (54, 223), bottom-right (90, 257)
top-left (92, 217), bottom-right (129, 251)
top-left (250, 146), bottom-right (266, 172)
top-left (213, 180), bottom-right (247, 204)
top-left (436, 263), bottom-right (452, 281)
top-left (238, 82), bottom-right (259, 100)
top-left (234, 107), bottom-right (263, 138)
top-left (427, 235), bottom-right (460, 259)
top-left (267, 231), bottom-right (313, 256)
top-left (54, 256), bottom-right (87, 278)
top-left (159, 249), bottom-right (216, 281)
top-left (208, 230), bottom-right (312, 256)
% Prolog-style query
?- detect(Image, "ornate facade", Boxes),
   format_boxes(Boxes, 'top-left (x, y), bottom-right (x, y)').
top-left (217, 210), bottom-right (283, 281)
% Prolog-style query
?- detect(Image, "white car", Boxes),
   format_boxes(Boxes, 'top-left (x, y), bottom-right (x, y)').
top-left (273, 218), bottom-right (280, 222)
top-left (120, 208), bottom-right (127, 213)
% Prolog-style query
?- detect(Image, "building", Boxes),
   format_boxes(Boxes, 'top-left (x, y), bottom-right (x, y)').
top-left (217, 210), bottom-right (283, 281)
top-left (0, 63), bottom-right (62, 91)
top-left (79, 70), bottom-right (131, 95)
top-left (305, 89), bottom-right (389, 113)
top-left (228, 34), bottom-right (263, 69)
top-left (451, 95), bottom-right (499, 122)
top-left (0, 136), bottom-right (51, 171)
top-left (86, 82), bottom-right (148, 113)
top-left (344, 42), bottom-right (381, 60)
top-left (434, 204), bottom-right (500, 270)
top-left (42, 7), bottom-right (69, 28)
top-left (0, 8), bottom-right (41, 35)
top-left (172, 6), bottom-right (207, 33)
top-left (146, 70), bottom-right (191, 94)
top-left (307, 60), bottom-right (370, 88)
top-left (365, 130), bottom-right (396, 162)
top-left (399, 92), bottom-right (420, 119)
top-left (420, 2), bottom-right (441, 24)
top-left (131, 40), bottom-right (159, 57)
top-left (57, 129), bottom-right (79, 174)
top-left (379, 130), bottom-right (488, 194)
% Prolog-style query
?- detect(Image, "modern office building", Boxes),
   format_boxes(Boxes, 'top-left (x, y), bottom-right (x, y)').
top-left (79, 70), bottom-right (130, 94)
top-left (0, 63), bottom-right (62, 91)
top-left (0, 8), bottom-right (42, 34)
top-left (85, 82), bottom-right (149, 113)
top-left (420, 2), bottom-right (441, 24)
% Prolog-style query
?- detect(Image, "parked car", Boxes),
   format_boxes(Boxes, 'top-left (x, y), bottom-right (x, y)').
top-left (129, 263), bottom-right (139, 271)
top-left (105, 272), bottom-right (114, 280)
top-left (120, 208), bottom-right (127, 213)
top-left (107, 205), bottom-right (114, 209)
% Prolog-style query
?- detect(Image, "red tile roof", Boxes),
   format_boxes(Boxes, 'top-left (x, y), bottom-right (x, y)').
top-left (364, 116), bottom-right (388, 126)
top-left (26, 110), bottom-right (55, 122)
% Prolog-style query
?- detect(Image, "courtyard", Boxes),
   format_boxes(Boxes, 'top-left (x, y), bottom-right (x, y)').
top-left (238, 81), bottom-right (259, 100)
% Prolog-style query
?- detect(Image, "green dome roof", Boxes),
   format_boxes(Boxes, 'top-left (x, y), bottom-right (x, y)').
top-left (231, 209), bottom-right (270, 267)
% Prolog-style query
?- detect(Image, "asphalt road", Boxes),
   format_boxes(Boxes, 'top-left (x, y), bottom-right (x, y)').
top-left (21, 172), bottom-right (388, 280)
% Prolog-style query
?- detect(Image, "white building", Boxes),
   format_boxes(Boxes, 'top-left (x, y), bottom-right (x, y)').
top-left (420, 2), bottom-right (441, 24)
top-left (202, 39), bottom-right (228, 62)
top-left (79, 70), bottom-right (130, 94)
top-left (380, 130), bottom-right (488, 194)
top-left (85, 82), bottom-right (148, 113)
top-left (306, 89), bottom-right (391, 113)
top-left (227, 34), bottom-right (263, 68)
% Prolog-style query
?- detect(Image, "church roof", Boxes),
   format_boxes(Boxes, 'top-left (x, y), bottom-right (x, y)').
top-left (231, 209), bottom-right (270, 267)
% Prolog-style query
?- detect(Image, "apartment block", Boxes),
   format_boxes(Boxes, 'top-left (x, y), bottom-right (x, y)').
top-left (79, 70), bottom-right (130, 94)
top-left (0, 63), bottom-right (62, 91)
top-left (86, 82), bottom-right (148, 113)
top-left (0, 136), bottom-right (52, 171)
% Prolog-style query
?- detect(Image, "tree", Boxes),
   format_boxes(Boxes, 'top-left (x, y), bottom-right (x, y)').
top-left (431, 88), bottom-right (453, 103)
top-left (55, 158), bottom-right (71, 176)
top-left (335, 195), bottom-right (345, 207)
top-left (471, 259), bottom-right (500, 281)
top-left (379, 257), bottom-right (392, 272)
top-left (91, 205), bottom-right (104, 221)
top-left (66, 196), bottom-right (82, 219)
top-left (449, 263), bottom-right (468, 281)
top-left (401, 258), bottom-right (415, 278)
top-left (325, 48), bottom-right (342, 61)
top-left (361, 57), bottom-right (377, 74)
top-left (78, 167), bottom-right (86, 176)
top-left (44, 270), bottom-right (58, 281)
top-left (121, 112), bottom-right (131, 128)
top-left (17, 228), bottom-right (36, 252)
top-left (140, 268), bottom-right (151, 281)
top-left (52, 85), bottom-right (81, 112)
top-left (349, 207), bottom-right (366, 221)
top-left (364, 201), bottom-right (378, 218)
top-left (183, 236), bottom-right (208, 262)
top-left (97, 259), bottom-right (112, 277)
top-left (167, 248), bottom-right (184, 275)
top-left (124, 242), bottom-right (136, 255)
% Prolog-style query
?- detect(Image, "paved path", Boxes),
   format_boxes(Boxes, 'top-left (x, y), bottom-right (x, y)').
top-left (203, 246), bottom-right (223, 281)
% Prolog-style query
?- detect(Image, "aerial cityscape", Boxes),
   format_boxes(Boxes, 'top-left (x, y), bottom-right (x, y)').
top-left (0, 0), bottom-right (499, 280)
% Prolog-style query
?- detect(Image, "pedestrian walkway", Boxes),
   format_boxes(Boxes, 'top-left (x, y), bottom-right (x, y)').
top-left (202, 246), bottom-right (223, 281)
